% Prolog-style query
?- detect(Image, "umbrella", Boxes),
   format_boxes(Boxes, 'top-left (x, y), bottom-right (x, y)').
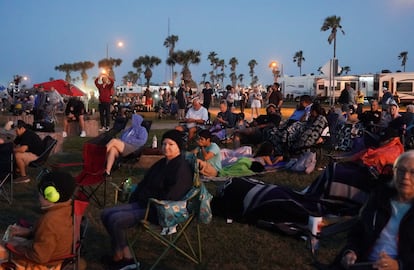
top-left (33, 79), bottom-right (85, 97)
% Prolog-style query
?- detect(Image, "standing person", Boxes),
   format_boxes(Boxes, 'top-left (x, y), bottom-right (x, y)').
top-left (193, 129), bottom-right (222, 177)
top-left (250, 86), bottom-right (263, 119)
top-left (381, 87), bottom-right (394, 112)
top-left (100, 130), bottom-right (193, 269)
top-left (13, 120), bottom-right (43, 183)
top-left (226, 85), bottom-right (237, 109)
top-left (95, 74), bottom-right (114, 131)
top-left (202, 81), bottom-right (213, 110)
top-left (240, 88), bottom-right (247, 114)
top-left (33, 85), bottom-right (47, 122)
top-left (267, 82), bottom-right (283, 111)
top-left (336, 151), bottom-right (414, 270)
top-left (176, 83), bottom-right (187, 120)
top-left (355, 89), bottom-right (365, 116)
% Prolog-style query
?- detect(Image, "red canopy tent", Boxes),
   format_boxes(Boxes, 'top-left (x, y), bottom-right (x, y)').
top-left (34, 79), bottom-right (85, 97)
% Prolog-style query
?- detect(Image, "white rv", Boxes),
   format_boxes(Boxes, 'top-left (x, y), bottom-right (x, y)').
top-left (278, 75), bottom-right (319, 100)
top-left (377, 72), bottom-right (414, 105)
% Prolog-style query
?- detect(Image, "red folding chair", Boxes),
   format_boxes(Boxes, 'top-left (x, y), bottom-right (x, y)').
top-left (74, 143), bottom-right (108, 207)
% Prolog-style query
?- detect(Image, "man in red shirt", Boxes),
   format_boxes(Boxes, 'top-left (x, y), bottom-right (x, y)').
top-left (95, 74), bottom-right (114, 131)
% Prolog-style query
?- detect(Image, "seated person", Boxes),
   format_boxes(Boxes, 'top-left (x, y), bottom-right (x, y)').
top-left (253, 141), bottom-right (283, 167)
top-left (269, 103), bottom-right (328, 157)
top-left (175, 97), bottom-right (209, 141)
top-left (193, 129), bottom-right (222, 177)
top-left (100, 130), bottom-right (193, 269)
top-left (13, 120), bottom-right (44, 183)
top-left (334, 151), bottom-right (414, 270)
top-left (233, 103), bottom-right (281, 148)
top-left (358, 99), bottom-right (382, 132)
top-left (105, 114), bottom-right (148, 176)
top-left (282, 94), bottom-right (313, 127)
top-left (0, 171), bottom-right (76, 269)
top-left (209, 100), bottom-right (236, 140)
top-left (62, 97), bottom-right (86, 138)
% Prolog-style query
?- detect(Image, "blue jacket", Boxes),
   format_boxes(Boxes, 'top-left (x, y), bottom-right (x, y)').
top-left (120, 114), bottom-right (148, 148)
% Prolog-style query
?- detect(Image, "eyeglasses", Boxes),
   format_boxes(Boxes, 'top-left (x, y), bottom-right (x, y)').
top-left (394, 167), bottom-right (414, 178)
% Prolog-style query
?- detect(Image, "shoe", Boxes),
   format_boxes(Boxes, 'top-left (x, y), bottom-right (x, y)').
top-left (116, 258), bottom-right (138, 270)
top-left (99, 126), bottom-right (106, 131)
top-left (14, 176), bottom-right (31, 184)
top-left (80, 131), bottom-right (86, 137)
top-left (62, 131), bottom-right (67, 138)
top-left (106, 127), bottom-right (110, 131)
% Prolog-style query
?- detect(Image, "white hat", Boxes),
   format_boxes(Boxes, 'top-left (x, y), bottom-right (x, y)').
top-left (383, 87), bottom-right (388, 91)
top-left (4, 121), bottom-right (14, 131)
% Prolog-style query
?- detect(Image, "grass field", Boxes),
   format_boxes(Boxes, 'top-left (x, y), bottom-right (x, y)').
top-left (0, 108), bottom-right (346, 270)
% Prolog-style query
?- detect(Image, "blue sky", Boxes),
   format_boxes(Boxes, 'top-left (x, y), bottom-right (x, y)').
top-left (1, 0), bottom-right (413, 92)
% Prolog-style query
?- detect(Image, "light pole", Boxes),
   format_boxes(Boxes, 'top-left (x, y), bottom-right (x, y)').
top-left (269, 61), bottom-right (280, 83)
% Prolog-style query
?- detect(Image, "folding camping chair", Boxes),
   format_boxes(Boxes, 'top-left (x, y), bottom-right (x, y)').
top-left (127, 154), bottom-right (212, 270)
top-left (0, 142), bottom-right (14, 204)
top-left (74, 143), bottom-right (108, 208)
top-left (29, 135), bottom-right (58, 180)
top-left (3, 199), bottom-right (89, 270)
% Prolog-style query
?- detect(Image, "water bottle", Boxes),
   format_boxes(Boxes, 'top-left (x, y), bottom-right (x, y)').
top-left (122, 177), bottom-right (132, 201)
top-left (152, 135), bottom-right (158, 149)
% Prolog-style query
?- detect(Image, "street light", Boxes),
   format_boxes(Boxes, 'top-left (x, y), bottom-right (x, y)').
top-left (106, 41), bottom-right (124, 59)
top-left (269, 61), bottom-right (280, 83)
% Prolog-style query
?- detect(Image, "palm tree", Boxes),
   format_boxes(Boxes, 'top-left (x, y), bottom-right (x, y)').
top-left (98, 58), bottom-right (123, 80)
top-left (293, 50), bottom-right (305, 76)
top-left (248, 59), bottom-right (258, 87)
top-left (340, 66), bottom-right (351, 75)
top-left (132, 55), bottom-right (162, 87)
top-left (122, 71), bottom-right (139, 85)
top-left (207, 51), bottom-right (219, 86)
top-left (164, 35), bottom-right (179, 81)
top-left (201, 73), bottom-right (207, 84)
top-left (238, 74), bottom-right (244, 87)
top-left (173, 49), bottom-right (201, 88)
top-left (55, 63), bottom-right (74, 82)
top-left (229, 57), bottom-right (239, 87)
top-left (321, 15), bottom-right (345, 59)
top-left (73, 61), bottom-right (95, 87)
top-left (398, 51), bottom-right (408, 72)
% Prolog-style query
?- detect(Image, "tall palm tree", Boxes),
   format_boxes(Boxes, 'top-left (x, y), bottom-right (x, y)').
top-left (173, 49), bottom-right (201, 87)
top-left (248, 59), bottom-right (258, 87)
top-left (98, 58), bottom-right (123, 80)
top-left (73, 61), bottom-right (95, 87)
top-left (132, 55), bottom-right (162, 87)
top-left (229, 57), bottom-right (239, 87)
top-left (122, 71), bottom-right (139, 85)
top-left (398, 51), bottom-right (408, 72)
top-left (207, 51), bottom-right (219, 86)
top-left (293, 50), bottom-right (305, 76)
top-left (321, 15), bottom-right (345, 59)
top-left (164, 34), bottom-right (179, 82)
top-left (55, 63), bottom-right (74, 82)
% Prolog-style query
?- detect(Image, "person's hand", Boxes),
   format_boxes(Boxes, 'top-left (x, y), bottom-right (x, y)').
top-left (373, 251), bottom-right (398, 270)
top-left (341, 250), bottom-right (357, 269)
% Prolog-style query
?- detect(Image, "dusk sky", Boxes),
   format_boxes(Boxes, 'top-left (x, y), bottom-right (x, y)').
top-left (1, 0), bottom-right (413, 93)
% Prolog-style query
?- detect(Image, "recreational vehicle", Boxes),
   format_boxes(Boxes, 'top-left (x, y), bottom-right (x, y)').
top-left (377, 72), bottom-right (414, 105)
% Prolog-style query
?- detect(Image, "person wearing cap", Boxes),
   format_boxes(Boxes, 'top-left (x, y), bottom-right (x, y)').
top-left (193, 129), bottom-right (222, 177)
top-left (381, 87), bottom-right (394, 112)
top-left (266, 82), bottom-right (283, 112)
top-left (104, 114), bottom-right (148, 176)
top-left (232, 103), bottom-right (281, 148)
top-left (13, 120), bottom-right (43, 183)
top-left (0, 171), bottom-right (76, 268)
top-left (101, 130), bottom-right (193, 269)
top-left (62, 97), bottom-right (87, 138)
top-left (175, 97), bottom-right (209, 141)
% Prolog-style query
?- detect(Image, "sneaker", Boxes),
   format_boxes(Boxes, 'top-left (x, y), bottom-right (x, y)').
top-left (14, 176), bottom-right (31, 184)
top-left (80, 130), bottom-right (86, 137)
top-left (99, 126), bottom-right (106, 132)
top-left (106, 126), bottom-right (110, 131)
top-left (62, 131), bottom-right (67, 138)
top-left (117, 259), bottom-right (138, 270)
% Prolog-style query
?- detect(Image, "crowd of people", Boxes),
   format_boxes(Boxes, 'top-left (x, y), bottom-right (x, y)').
top-left (4, 76), bottom-right (414, 270)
